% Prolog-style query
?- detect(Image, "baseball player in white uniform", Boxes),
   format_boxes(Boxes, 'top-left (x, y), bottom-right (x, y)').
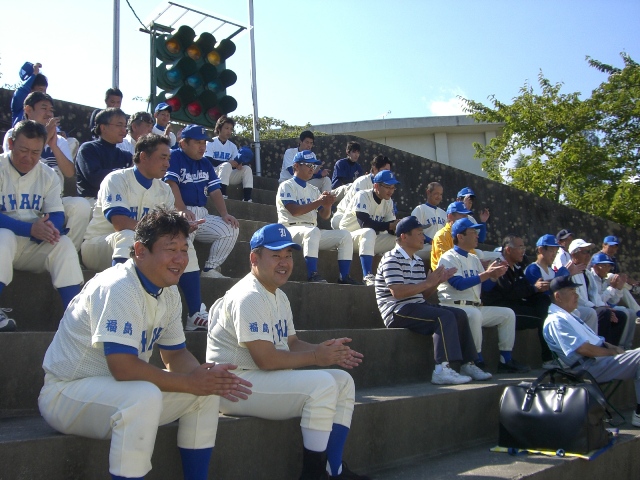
top-left (330, 155), bottom-right (392, 230)
top-left (411, 181), bottom-right (447, 261)
top-left (437, 218), bottom-right (529, 373)
top-left (152, 102), bottom-right (177, 147)
top-left (276, 150), bottom-right (358, 284)
top-left (552, 229), bottom-right (574, 271)
top-left (39, 208), bottom-right (251, 480)
top-left (81, 133), bottom-right (210, 331)
top-left (204, 115), bottom-right (253, 201)
top-left (339, 170), bottom-right (399, 286)
top-left (3, 91), bottom-right (91, 251)
top-left (279, 130), bottom-right (332, 193)
top-left (206, 223), bottom-right (369, 480)
top-left (164, 124), bottom-right (239, 281)
top-left (116, 111), bottom-right (154, 156)
top-left (0, 120), bottom-right (83, 332)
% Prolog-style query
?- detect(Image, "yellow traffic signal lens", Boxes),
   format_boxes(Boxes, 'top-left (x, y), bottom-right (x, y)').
top-left (166, 39), bottom-right (181, 54)
top-left (207, 51), bottom-right (221, 66)
top-left (186, 45), bottom-right (201, 60)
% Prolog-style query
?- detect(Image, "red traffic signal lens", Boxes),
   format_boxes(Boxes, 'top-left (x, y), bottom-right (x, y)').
top-left (166, 97), bottom-right (182, 111)
top-left (186, 101), bottom-right (202, 117)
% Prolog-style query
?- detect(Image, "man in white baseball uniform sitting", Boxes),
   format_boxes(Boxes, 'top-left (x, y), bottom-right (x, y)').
top-left (206, 223), bottom-right (369, 479)
top-left (279, 130), bottom-right (332, 193)
top-left (81, 133), bottom-right (211, 331)
top-left (437, 218), bottom-right (529, 373)
top-left (40, 208), bottom-right (251, 480)
top-left (339, 170), bottom-right (399, 286)
top-left (411, 181), bottom-right (447, 261)
top-left (276, 150), bottom-right (359, 284)
top-left (0, 120), bottom-right (83, 332)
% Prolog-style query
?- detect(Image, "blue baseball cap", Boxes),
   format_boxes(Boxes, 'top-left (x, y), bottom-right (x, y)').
top-left (591, 252), bottom-right (615, 265)
top-left (181, 125), bottom-right (213, 141)
top-left (293, 150), bottom-right (321, 165)
top-left (451, 218), bottom-right (482, 237)
top-left (395, 216), bottom-right (423, 237)
top-left (250, 224), bottom-right (302, 251)
top-left (550, 275), bottom-right (582, 293)
top-left (603, 235), bottom-right (620, 245)
top-left (536, 234), bottom-right (561, 247)
top-left (154, 102), bottom-right (172, 113)
top-left (373, 170), bottom-right (399, 185)
top-left (457, 187), bottom-right (475, 198)
top-left (19, 62), bottom-right (35, 81)
top-left (446, 201), bottom-right (472, 215)
top-left (237, 146), bottom-right (254, 164)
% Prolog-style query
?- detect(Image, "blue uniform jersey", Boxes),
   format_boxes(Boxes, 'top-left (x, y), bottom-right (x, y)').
top-left (331, 158), bottom-right (363, 188)
top-left (164, 148), bottom-right (221, 207)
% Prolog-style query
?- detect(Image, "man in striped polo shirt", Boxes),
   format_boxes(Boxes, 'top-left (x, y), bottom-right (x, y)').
top-left (374, 216), bottom-right (491, 385)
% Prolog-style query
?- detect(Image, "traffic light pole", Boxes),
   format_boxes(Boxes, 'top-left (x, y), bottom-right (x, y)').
top-left (112, 0), bottom-right (120, 88)
top-left (248, 0), bottom-right (261, 176)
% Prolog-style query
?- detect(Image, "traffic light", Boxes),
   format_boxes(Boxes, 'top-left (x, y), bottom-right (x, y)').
top-left (151, 25), bottom-right (238, 128)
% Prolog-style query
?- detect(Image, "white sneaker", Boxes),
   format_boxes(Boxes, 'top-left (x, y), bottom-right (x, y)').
top-left (242, 199), bottom-right (253, 203)
top-left (201, 268), bottom-right (228, 279)
top-left (460, 362), bottom-right (492, 381)
top-left (185, 304), bottom-right (208, 331)
top-left (542, 360), bottom-right (560, 370)
top-left (363, 274), bottom-right (375, 286)
top-left (633, 412), bottom-right (640, 428)
top-left (431, 365), bottom-right (472, 385)
top-left (0, 308), bottom-right (16, 332)
top-left (222, 195), bottom-right (229, 199)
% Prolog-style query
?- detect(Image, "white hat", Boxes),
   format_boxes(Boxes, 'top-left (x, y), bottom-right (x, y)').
top-left (568, 238), bottom-right (593, 254)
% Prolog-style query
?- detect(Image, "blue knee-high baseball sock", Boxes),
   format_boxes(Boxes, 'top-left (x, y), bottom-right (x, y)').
top-left (179, 447), bottom-right (213, 480)
top-left (0, 282), bottom-right (5, 296)
top-left (111, 257), bottom-right (128, 266)
top-left (500, 351), bottom-right (512, 364)
top-left (338, 260), bottom-right (351, 280)
top-left (360, 255), bottom-right (373, 276)
top-left (179, 271), bottom-right (202, 316)
top-left (477, 352), bottom-right (484, 364)
top-left (57, 284), bottom-right (81, 310)
top-left (326, 423), bottom-right (349, 476)
top-left (305, 257), bottom-right (318, 277)
top-left (111, 475), bottom-right (143, 480)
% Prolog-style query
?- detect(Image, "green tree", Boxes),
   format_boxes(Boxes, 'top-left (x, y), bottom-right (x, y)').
top-left (233, 115), bottom-right (317, 141)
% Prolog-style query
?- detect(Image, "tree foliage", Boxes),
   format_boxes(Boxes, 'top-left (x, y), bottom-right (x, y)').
top-left (233, 115), bottom-right (317, 141)
top-left (460, 54), bottom-right (640, 229)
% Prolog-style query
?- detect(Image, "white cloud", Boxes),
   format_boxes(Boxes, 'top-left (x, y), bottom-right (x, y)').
top-left (428, 96), bottom-right (467, 116)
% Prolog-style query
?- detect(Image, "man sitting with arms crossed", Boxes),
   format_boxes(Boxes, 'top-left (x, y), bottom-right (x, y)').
top-left (375, 216), bottom-right (491, 384)
top-left (437, 218), bottom-right (528, 372)
top-left (40, 208), bottom-right (251, 480)
top-left (206, 223), bottom-right (369, 479)
top-left (544, 275), bottom-right (640, 427)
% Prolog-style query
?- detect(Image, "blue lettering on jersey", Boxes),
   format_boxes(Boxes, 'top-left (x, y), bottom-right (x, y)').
top-left (106, 194), bottom-right (112, 202)
top-left (249, 322), bottom-right (258, 333)
top-left (15, 193), bottom-right (43, 210)
top-left (141, 330), bottom-right (147, 352)
top-left (273, 319), bottom-right (289, 343)
top-left (106, 320), bottom-right (118, 332)
top-left (115, 194), bottom-right (122, 202)
top-left (212, 151), bottom-right (232, 160)
top-left (129, 206), bottom-right (151, 221)
top-left (462, 268), bottom-right (480, 278)
top-left (123, 322), bottom-right (133, 335)
top-left (147, 327), bottom-right (163, 350)
top-left (262, 323), bottom-right (269, 333)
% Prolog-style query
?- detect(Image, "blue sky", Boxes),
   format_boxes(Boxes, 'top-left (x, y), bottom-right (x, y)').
top-left (2, 0), bottom-right (639, 127)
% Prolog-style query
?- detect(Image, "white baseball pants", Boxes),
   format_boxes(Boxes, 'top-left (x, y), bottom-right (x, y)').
top-left (309, 177), bottom-right (332, 194)
top-left (215, 163), bottom-right (254, 188)
top-left (441, 304), bottom-right (516, 353)
top-left (188, 206), bottom-right (239, 270)
top-left (348, 228), bottom-right (397, 256)
top-left (62, 196), bottom-right (92, 251)
top-left (286, 225), bottom-right (353, 260)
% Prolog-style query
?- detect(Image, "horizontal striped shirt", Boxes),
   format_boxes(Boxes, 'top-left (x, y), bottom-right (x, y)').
top-left (375, 246), bottom-right (426, 325)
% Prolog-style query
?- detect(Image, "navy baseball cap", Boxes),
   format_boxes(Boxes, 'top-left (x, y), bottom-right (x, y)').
top-left (451, 218), bottom-right (482, 237)
top-left (395, 216), bottom-right (423, 237)
top-left (457, 187), bottom-right (475, 197)
top-left (536, 234), bottom-right (561, 247)
top-left (591, 252), bottom-right (615, 265)
top-left (549, 275), bottom-right (582, 293)
top-left (237, 146), bottom-right (254, 164)
top-left (373, 170), bottom-right (399, 185)
top-left (603, 235), bottom-right (620, 245)
top-left (293, 150), bottom-right (320, 165)
top-left (181, 125), bottom-right (213, 141)
top-left (154, 102), bottom-right (172, 113)
top-left (250, 224), bottom-right (302, 251)
top-left (556, 229), bottom-right (573, 241)
top-left (446, 201), bottom-right (472, 215)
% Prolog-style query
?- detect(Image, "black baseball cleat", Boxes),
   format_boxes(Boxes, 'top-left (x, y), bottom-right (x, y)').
top-left (497, 358), bottom-right (531, 373)
top-left (329, 462), bottom-right (371, 479)
top-left (338, 276), bottom-right (363, 285)
top-left (308, 272), bottom-right (328, 283)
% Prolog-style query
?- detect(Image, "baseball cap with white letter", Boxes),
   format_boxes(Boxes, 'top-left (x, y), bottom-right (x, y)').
top-left (250, 224), bottom-right (302, 251)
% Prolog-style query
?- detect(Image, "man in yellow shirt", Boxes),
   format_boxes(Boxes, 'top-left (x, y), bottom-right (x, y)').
top-left (431, 202), bottom-right (474, 271)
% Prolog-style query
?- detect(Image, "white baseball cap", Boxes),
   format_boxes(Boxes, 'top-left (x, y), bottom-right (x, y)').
top-left (568, 238), bottom-right (593, 254)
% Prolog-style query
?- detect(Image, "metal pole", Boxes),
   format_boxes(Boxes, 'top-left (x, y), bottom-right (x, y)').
top-left (113, 0), bottom-right (120, 88)
top-left (248, 0), bottom-right (261, 176)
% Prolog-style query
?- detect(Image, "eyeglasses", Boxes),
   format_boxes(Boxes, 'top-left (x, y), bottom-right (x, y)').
top-left (379, 184), bottom-right (396, 190)
top-left (299, 162), bottom-right (317, 169)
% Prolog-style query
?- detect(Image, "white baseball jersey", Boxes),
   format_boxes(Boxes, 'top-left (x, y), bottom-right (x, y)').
top-left (279, 147), bottom-right (299, 183)
top-left (553, 248), bottom-right (571, 270)
top-left (84, 167), bottom-right (174, 240)
top-left (334, 173), bottom-right (374, 217)
top-left (339, 188), bottom-right (395, 232)
top-left (437, 248), bottom-right (484, 303)
top-left (42, 260), bottom-right (185, 381)
top-left (0, 152), bottom-right (63, 222)
top-left (116, 134), bottom-right (137, 156)
top-left (205, 137), bottom-right (239, 163)
top-left (276, 177), bottom-right (321, 226)
top-left (206, 272), bottom-right (295, 370)
top-left (151, 125), bottom-right (176, 147)
top-left (411, 203), bottom-right (447, 241)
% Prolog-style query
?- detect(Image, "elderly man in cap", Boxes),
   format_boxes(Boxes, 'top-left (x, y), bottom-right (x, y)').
top-left (339, 170), bottom-right (400, 286)
top-left (411, 181), bottom-right (447, 262)
top-left (164, 124), bottom-right (239, 286)
top-left (117, 111), bottom-right (154, 155)
top-left (276, 150), bottom-right (358, 284)
top-left (152, 102), bottom-right (176, 147)
top-left (375, 216), bottom-right (491, 384)
top-left (543, 275), bottom-right (640, 427)
top-left (437, 218), bottom-right (528, 373)
top-left (430, 201), bottom-right (475, 271)
top-left (568, 238), bottom-right (627, 346)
